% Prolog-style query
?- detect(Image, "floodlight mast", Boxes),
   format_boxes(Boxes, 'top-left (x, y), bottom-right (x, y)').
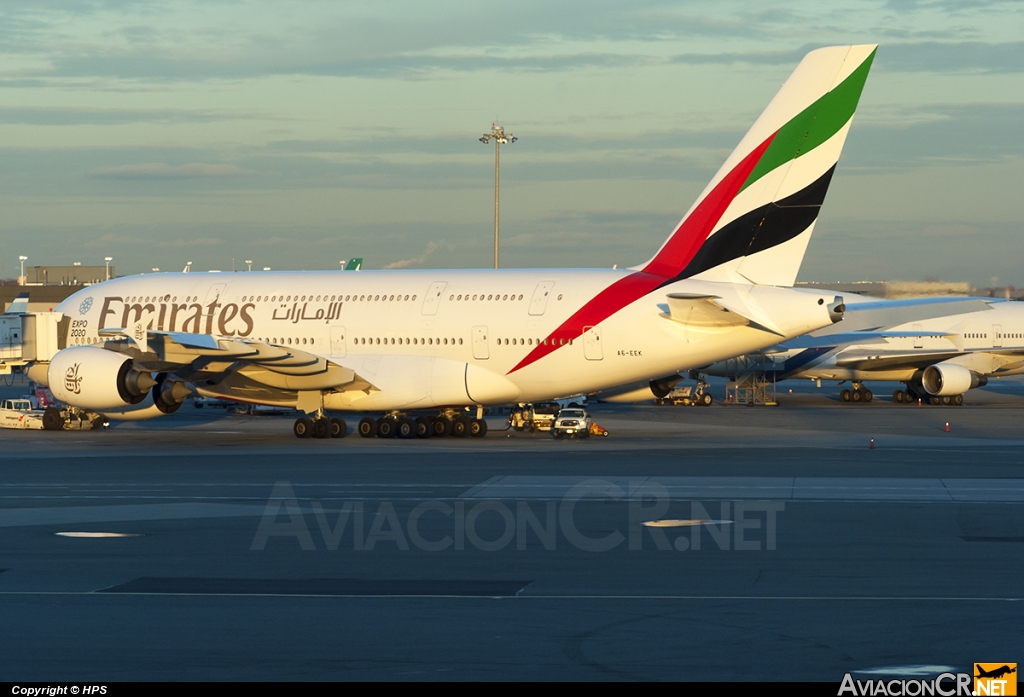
top-left (479, 123), bottom-right (517, 269)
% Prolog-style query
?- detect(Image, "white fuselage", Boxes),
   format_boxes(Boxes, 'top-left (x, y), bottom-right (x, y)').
top-left (57, 269), bottom-right (840, 411)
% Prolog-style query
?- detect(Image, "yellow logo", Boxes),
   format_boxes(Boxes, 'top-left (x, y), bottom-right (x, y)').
top-left (975, 664), bottom-right (1017, 696)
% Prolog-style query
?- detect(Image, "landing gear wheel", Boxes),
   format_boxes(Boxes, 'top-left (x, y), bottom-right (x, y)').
top-left (330, 417), bottom-right (347, 438)
top-left (953, 394), bottom-right (964, 406)
top-left (930, 396), bottom-right (941, 406)
top-left (358, 417), bottom-right (377, 438)
top-left (397, 419), bottom-right (415, 439)
top-left (310, 418), bottom-right (329, 439)
top-left (377, 418), bottom-right (396, 438)
top-left (432, 417), bottom-right (451, 437)
top-left (469, 418), bottom-right (488, 438)
top-left (851, 389), bottom-right (862, 403)
top-left (415, 416), bottom-right (432, 438)
top-left (863, 390), bottom-right (873, 403)
top-left (840, 389), bottom-right (851, 403)
top-left (700, 393), bottom-right (713, 406)
top-left (941, 395), bottom-right (951, 406)
top-left (894, 390), bottom-right (904, 403)
top-left (294, 417), bottom-right (313, 438)
top-left (42, 407), bottom-right (63, 431)
top-left (451, 418), bottom-right (469, 438)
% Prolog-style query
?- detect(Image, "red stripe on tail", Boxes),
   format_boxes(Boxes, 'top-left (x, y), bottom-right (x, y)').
top-left (508, 131), bottom-right (775, 375)
top-left (642, 132), bottom-right (776, 278)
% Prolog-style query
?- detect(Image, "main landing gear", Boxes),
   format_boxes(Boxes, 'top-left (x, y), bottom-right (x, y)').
top-left (293, 410), bottom-right (348, 439)
top-left (839, 383), bottom-right (873, 403)
top-left (358, 409), bottom-right (489, 439)
top-left (892, 387), bottom-right (963, 406)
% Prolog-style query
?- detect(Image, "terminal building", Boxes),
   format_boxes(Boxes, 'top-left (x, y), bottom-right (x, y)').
top-left (3, 264), bottom-right (113, 313)
top-left (22, 264), bottom-right (111, 287)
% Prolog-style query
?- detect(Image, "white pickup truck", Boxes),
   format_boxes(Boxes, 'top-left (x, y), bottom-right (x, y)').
top-left (0, 398), bottom-right (105, 431)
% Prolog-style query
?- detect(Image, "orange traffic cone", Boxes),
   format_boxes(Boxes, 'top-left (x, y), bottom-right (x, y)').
top-left (945, 422), bottom-right (950, 433)
top-left (869, 438), bottom-right (875, 449)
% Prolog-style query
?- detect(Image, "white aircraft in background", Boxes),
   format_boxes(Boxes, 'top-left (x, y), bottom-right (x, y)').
top-left (705, 294), bottom-right (1024, 405)
top-left (29, 45), bottom-right (877, 438)
top-left (602, 294), bottom-right (1024, 406)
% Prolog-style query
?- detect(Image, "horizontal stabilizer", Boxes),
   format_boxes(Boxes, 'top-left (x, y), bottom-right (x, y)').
top-left (664, 293), bottom-right (784, 335)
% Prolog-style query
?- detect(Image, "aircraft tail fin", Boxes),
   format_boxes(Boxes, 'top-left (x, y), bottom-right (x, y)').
top-left (637, 44), bottom-right (876, 286)
top-left (4, 292), bottom-right (29, 315)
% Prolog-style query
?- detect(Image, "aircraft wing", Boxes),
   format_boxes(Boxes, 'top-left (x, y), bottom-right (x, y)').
top-left (96, 327), bottom-right (372, 404)
top-left (834, 349), bottom-right (965, 371)
top-left (780, 330), bottom-right (956, 350)
top-left (813, 297), bottom-right (995, 334)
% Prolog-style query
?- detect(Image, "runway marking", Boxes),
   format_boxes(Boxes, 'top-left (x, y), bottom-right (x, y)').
top-left (55, 532), bottom-right (142, 538)
top-left (0, 592), bottom-right (1018, 601)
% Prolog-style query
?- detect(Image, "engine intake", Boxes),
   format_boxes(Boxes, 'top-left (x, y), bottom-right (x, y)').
top-left (48, 346), bottom-right (157, 411)
top-left (921, 363), bottom-right (987, 396)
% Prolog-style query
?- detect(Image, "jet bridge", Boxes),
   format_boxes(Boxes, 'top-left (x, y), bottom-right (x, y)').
top-left (0, 312), bottom-right (67, 375)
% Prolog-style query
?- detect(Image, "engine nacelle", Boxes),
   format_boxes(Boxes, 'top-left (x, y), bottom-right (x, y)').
top-left (48, 346), bottom-right (157, 411)
top-left (596, 375), bottom-right (682, 403)
top-left (921, 363), bottom-right (987, 396)
top-left (153, 374), bottom-right (192, 415)
top-left (101, 393), bottom-right (177, 421)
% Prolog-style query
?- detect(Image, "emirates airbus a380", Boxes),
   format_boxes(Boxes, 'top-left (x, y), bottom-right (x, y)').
top-left (32, 45), bottom-right (876, 439)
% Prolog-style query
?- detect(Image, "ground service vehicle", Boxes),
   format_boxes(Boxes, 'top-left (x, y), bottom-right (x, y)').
top-left (552, 408), bottom-right (593, 438)
top-left (0, 398), bottom-right (104, 431)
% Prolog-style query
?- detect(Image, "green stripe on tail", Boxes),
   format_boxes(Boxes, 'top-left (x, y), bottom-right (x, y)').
top-left (741, 47), bottom-right (876, 192)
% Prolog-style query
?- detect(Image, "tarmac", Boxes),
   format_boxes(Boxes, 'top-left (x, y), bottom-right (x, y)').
top-left (0, 375), bottom-right (1022, 681)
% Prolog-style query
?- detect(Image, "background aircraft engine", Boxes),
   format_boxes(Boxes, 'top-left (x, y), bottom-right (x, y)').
top-left (153, 374), bottom-right (191, 415)
top-left (48, 346), bottom-right (157, 411)
top-left (649, 376), bottom-right (682, 399)
top-left (921, 363), bottom-right (986, 396)
top-left (596, 375), bottom-right (683, 403)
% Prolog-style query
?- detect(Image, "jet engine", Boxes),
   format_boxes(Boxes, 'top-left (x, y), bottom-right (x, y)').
top-left (48, 346), bottom-right (157, 411)
top-left (597, 375), bottom-right (683, 403)
top-left (921, 363), bottom-right (987, 396)
top-left (153, 373), bottom-right (192, 415)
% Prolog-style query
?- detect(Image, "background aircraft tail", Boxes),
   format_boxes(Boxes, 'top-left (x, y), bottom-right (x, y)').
top-left (638, 44), bottom-right (876, 287)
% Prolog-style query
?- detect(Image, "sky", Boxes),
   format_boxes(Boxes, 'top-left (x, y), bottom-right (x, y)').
top-left (1, 0), bottom-right (1023, 286)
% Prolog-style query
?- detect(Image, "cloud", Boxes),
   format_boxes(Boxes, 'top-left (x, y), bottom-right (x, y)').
top-left (382, 241), bottom-right (444, 269)
top-left (90, 162), bottom-right (255, 179)
top-left (881, 41), bottom-right (1024, 73)
top-left (0, 106), bottom-right (269, 126)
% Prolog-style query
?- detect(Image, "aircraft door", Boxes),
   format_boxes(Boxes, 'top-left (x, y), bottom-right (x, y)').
top-left (422, 282), bottom-right (447, 316)
top-left (913, 324), bottom-right (923, 349)
top-left (529, 281), bottom-right (555, 316)
top-left (331, 326), bottom-right (347, 357)
top-left (204, 284), bottom-right (227, 308)
top-left (472, 326), bottom-right (489, 360)
top-left (583, 325), bottom-right (603, 360)
top-left (994, 325), bottom-right (1002, 348)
